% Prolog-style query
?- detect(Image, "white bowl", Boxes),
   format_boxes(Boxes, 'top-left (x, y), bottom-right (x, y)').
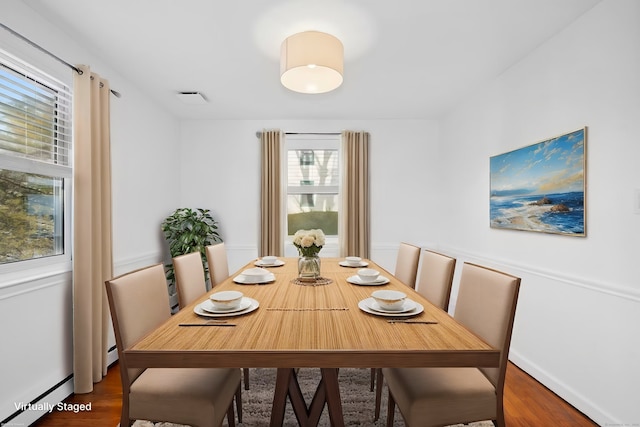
top-left (357, 268), bottom-right (380, 283)
top-left (242, 267), bottom-right (270, 279)
top-left (261, 255), bottom-right (278, 265)
top-left (209, 290), bottom-right (243, 310)
top-left (345, 256), bottom-right (362, 266)
top-left (239, 267), bottom-right (272, 283)
top-left (371, 290), bottom-right (407, 311)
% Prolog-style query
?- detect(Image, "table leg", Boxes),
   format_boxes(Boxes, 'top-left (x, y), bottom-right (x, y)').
top-left (269, 368), bottom-right (345, 427)
top-left (321, 368), bottom-right (345, 427)
top-left (288, 369), bottom-right (310, 425)
top-left (270, 368), bottom-right (292, 426)
top-left (307, 374), bottom-right (327, 425)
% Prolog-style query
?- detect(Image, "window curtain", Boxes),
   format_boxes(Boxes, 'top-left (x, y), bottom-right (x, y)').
top-left (340, 131), bottom-right (370, 258)
top-left (72, 65), bottom-right (113, 393)
top-left (260, 129), bottom-right (284, 256)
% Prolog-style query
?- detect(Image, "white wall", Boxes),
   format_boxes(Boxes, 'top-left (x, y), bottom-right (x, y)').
top-left (0, 1), bottom-right (181, 425)
top-left (3, 0), bottom-right (638, 425)
top-left (438, 0), bottom-right (639, 425)
top-left (178, 119), bottom-right (440, 273)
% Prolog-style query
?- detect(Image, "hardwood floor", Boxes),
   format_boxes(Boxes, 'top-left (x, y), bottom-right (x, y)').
top-left (31, 362), bottom-right (597, 426)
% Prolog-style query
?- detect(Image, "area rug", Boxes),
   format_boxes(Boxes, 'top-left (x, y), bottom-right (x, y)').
top-left (132, 367), bottom-right (494, 426)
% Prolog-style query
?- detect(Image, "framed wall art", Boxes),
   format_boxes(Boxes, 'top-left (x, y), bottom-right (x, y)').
top-left (490, 127), bottom-right (586, 236)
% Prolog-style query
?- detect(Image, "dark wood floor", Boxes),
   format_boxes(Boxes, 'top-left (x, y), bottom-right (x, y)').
top-left (31, 362), bottom-right (597, 427)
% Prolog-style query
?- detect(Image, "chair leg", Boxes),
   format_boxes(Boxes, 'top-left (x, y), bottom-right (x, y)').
top-left (120, 399), bottom-right (132, 427)
top-left (235, 383), bottom-right (243, 423)
top-left (494, 395), bottom-right (505, 426)
top-left (243, 367), bottom-right (250, 390)
top-left (227, 400), bottom-right (236, 427)
top-left (374, 368), bottom-right (383, 421)
top-left (386, 389), bottom-right (396, 427)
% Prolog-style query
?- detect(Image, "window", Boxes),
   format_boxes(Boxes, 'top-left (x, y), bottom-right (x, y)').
top-left (0, 50), bottom-right (72, 266)
top-left (285, 135), bottom-right (340, 238)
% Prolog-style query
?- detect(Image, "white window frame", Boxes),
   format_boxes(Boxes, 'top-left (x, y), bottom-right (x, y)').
top-left (0, 49), bottom-right (72, 286)
top-left (283, 134), bottom-right (341, 257)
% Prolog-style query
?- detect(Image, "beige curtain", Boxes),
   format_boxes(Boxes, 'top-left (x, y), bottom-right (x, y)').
top-left (340, 131), bottom-right (370, 258)
top-left (260, 129), bottom-right (284, 256)
top-left (72, 65), bottom-right (113, 393)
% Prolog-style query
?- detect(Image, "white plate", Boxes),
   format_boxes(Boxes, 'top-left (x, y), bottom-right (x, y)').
top-left (347, 275), bottom-right (390, 286)
top-left (233, 273), bottom-right (276, 284)
top-left (254, 259), bottom-right (285, 267)
top-left (365, 298), bottom-right (417, 314)
top-left (358, 297), bottom-right (424, 317)
top-left (194, 297), bottom-right (259, 318)
top-left (201, 297), bottom-right (253, 313)
top-left (339, 261), bottom-right (369, 268)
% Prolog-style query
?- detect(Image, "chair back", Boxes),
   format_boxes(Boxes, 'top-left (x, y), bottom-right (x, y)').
top-left (454, 262), bottom-right (520, 391)
top-left (416, 250), bottom-right (456, 311)
top-left (105, 264), bottom-right (171, 385)
top-left (173, 251), bottom-right (207, 308)
top-left (394, 242), bottom-right (421, 288)
top-left (206, 243), bottom-right (230, 286)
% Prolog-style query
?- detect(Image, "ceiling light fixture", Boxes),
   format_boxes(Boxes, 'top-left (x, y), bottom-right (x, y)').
top-left (280, 31), bottom-right (344, 94)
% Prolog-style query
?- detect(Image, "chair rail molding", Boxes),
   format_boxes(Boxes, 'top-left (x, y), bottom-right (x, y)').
top-left (113, 251), bottom-right (165, 276)
top-left (438, 245), bottom-right (640, 303)
top-left (0, 271), bottom-right (71, 300)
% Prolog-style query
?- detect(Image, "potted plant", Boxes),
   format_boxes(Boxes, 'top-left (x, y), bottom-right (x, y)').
top-left (161, 208), bottom-right (222, 287)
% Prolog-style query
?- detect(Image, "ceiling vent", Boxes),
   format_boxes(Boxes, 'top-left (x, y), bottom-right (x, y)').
top-left (176, 92), bottom-right (208, 104)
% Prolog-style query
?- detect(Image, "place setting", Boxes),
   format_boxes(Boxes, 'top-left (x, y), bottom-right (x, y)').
top-left (346, 268), bottom-right (390, 286)
top-left (193, 290), bottom-right (260, 319)
top-left (233, 267), bottom-right (276, 284)
top-left (339, 256), bottom-right (369, 268)
top-left (358, 289), bottom-right (424, 317)
top-left (254, 255), bottom-right (285, 268)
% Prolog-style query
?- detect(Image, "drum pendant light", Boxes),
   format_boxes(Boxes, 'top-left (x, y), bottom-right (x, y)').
top-left (280, 31), bottom-right (344, 94)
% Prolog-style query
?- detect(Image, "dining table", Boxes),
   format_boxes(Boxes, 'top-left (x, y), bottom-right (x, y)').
top-left (124, 257), bottom-right (499, 427)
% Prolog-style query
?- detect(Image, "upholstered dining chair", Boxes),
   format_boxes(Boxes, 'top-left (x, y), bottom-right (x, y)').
top-left (206, 242), bottom-right (230, 287)
top-left (394, 242), bottom-right (421, 288)
top-left (105, 263), bottom-right (242, 427)
top-left (173, 251), bottom-right (208, 309)
top-left (373, 249), bottom-right (457, 420)
top-left (173, 251), bottom-right (246, 414)
top-left (415, 249), bottom-right (457, 312)
top-left (205, 242), bottom-right (251, 390)
top-left (369, 242), bottom-right (422, 394)
top-left (382, 262), bottom-right (521, 427)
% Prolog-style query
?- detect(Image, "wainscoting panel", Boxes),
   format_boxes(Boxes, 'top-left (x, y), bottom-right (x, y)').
top-left (0, 272), bottom-right (73, 425)
top-left (438, 245), bottom-right (639, 426)
top-left (0, 253), bottom-right (160, 426)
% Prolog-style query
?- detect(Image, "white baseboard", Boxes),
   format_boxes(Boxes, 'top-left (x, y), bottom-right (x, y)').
top-left (5, 376), bottom-right (74, 427)
top-left (509, 350), bottom-right (613, 426)
top-left (2, 347), bottom-right (120, 426)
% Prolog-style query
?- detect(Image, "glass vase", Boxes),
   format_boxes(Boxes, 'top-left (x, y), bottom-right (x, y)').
top-left (298, 255), bottom-right (321, 280)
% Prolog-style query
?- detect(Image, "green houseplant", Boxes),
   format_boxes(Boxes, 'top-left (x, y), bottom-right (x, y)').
top-left (161, 208), bottom-right (222, 286)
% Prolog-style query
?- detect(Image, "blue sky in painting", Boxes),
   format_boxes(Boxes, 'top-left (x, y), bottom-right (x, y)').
top-left (490, 129), bottom-right (585, 196)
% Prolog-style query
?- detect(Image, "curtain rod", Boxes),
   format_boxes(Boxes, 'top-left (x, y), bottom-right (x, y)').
top-left (255, 131), bottom-right (341, 138)
top-left (0, 23), bottom-right (121, 98)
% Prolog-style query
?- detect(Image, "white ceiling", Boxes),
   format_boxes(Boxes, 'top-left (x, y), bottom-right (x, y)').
top-left (24, 0), bottom-right (600, 120)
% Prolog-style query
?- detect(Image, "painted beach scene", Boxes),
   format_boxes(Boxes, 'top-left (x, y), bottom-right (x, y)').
top-left (490, 128), bottom-right (586, 236)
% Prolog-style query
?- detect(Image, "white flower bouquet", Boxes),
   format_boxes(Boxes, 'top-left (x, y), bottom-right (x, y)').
top-left (292, 229), bottom-right (325, 257)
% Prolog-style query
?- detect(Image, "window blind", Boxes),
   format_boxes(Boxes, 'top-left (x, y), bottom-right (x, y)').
top-left (0, 49), bottom-right (72, 168)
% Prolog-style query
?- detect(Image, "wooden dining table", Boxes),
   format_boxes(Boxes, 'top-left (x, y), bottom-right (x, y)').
top-left (124, 257), bottom-right (499, 427)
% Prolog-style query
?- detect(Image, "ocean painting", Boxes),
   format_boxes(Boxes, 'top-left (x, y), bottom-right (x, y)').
top-left (490, 128), bottom-right (586, 236)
